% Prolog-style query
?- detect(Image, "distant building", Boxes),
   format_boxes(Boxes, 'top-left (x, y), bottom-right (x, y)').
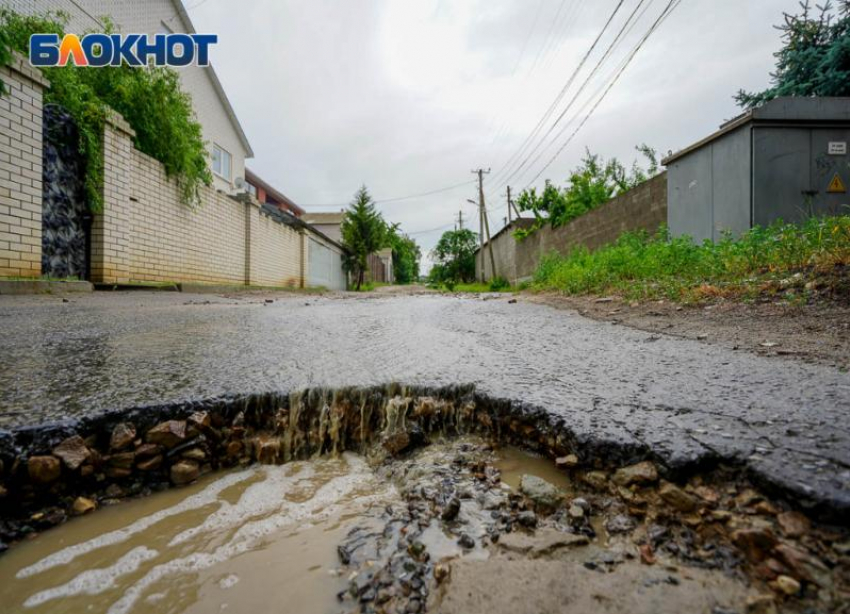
top-left (8, 0), bottom-right (254, 194)
top-left (663, 97), bottom-right (850, 242)
top-left (302, 211), bottom-right (345, 243)
top-left (244, 169), bottom-right (305, 218)
top-left (372, 247), bottom-right (395, 284)
top-left (302, 211), bottom-right (395, 283)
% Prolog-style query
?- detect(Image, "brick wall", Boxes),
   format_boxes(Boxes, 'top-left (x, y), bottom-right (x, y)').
top-left (477, 173), bottom-right (668, 283)
top-left (0, 54), bottom-right (48, 279)
top-left (249, 208), bottom-right (304, 287)
top-left (93, 115), bottom-right (307, 286)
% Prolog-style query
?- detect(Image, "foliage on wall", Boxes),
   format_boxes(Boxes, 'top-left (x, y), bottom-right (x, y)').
top-left (0, 24), bottom-right (10, 96)
top-left (514, 145), bottom-right (660, 240)
top-left (0, 10), bottom-right (212, 211)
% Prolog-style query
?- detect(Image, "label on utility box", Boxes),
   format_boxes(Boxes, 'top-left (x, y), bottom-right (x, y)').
top-left (828, 142), bottom-right (847, 155)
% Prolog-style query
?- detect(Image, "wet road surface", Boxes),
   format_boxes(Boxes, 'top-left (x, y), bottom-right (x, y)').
top-left (0, 291), bottom-right (847, 513)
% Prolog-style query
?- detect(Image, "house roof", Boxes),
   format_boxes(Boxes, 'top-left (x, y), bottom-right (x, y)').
top-left (302, 212), bottom-right (346, 225)
top-left (244, 168), bottom-right (305, 216)
top-left (662, 97), bottom-right (850, 166)
top-left (259, 203), bottom-right (346, 251)
top-left (171, 0), bottom-right (254, 158)
top-left (473, 218), bottom-right (536, 253)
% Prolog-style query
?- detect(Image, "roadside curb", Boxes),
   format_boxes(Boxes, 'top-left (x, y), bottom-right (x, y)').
top-left (177, 282), bottom-right (325, 294)
top-left (177, 282), bottom-right (253, 294)
top-left (94, 283), bottom-right (179, 292)
top-left (0, 280), bottom-right (94, 295)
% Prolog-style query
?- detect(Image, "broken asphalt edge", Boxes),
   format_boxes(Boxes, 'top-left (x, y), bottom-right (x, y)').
top-left (0, 383), bottom-right (846, 526)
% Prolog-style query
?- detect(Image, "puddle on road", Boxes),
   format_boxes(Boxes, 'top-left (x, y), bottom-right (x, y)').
top-left (0, 443), bottom-right (566, 614)
top-left (0, 441), bottom-right (775, 614)
top-left (0, 454), bottom-right (396, 614)
top-left (494, 445), bottom-right (574, 494)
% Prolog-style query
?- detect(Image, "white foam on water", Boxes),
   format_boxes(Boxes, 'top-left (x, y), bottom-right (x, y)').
top-left (23, 546), bottom-right (158, 608)
top-left (218, 574), bottom-right (239, 590)
top-left (168, 462), bottom-right (317, 547)
top-left (107, 454), bottom-right (392, 614)
top-left (17, 469), bottom-right (256, 579)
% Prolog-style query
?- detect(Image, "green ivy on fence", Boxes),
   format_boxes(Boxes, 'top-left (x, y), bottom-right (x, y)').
top-left (0, 10), bottom-right (212, 211)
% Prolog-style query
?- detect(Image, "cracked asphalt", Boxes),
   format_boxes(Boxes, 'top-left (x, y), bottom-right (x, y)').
top-left (0, 291), bottom-right (848, 515)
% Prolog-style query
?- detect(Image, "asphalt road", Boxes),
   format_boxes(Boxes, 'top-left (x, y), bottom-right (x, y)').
top-left (0, 291), bottom-right (847, 515)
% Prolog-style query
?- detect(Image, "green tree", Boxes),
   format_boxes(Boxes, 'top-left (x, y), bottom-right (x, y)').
top-left (515, 146), bottom-right (658, 239)
top-left (341, 186), bottom-right (388, 290)
top-left (736, 0), bottom-right (850, 107)
top-left (386, 224), bottom-right (421, 284)
top-left (429, 228), bottom-right (478, 286)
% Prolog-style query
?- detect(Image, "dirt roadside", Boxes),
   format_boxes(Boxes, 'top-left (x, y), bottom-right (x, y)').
top-left (523, 293), bottom-right (850, 371)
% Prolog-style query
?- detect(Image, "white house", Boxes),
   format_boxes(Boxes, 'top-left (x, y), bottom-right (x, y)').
top-left (6, 0), bottom-right (253, 193)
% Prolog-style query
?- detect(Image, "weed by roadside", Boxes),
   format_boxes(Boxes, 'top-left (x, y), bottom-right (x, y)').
top-left (532, 216), bottom-right (850, 304)
top-left (437, 281), bottom-right (517, 293)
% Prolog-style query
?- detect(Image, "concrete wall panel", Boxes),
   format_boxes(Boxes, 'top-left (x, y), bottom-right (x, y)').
top-left (477, 173), bottom-right (667, 283)
top-left (711, 126), bottom-right (752, 239)
top-left (752, 127), bottom-right (811, 227)
top-left (667, 149), bottom-right (714, 242)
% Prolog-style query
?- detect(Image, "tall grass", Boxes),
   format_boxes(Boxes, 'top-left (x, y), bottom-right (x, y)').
top-left (532, 216), bottom-right (850, 302)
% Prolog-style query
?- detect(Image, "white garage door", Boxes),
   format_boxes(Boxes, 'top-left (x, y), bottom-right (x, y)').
top-left (308, 238), bottom-right (347, 290)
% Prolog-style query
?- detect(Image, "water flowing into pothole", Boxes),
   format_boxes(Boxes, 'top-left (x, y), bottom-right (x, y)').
top-left (0, 387), bottom-right (846, 614)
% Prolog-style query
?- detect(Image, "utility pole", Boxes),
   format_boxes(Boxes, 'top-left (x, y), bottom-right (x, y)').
top-left (456, 210), bottom-right (464, 231)
top-left (507, 185), bottom-right (521, 221)
top-left (472, 168), bottom-right (497, 283)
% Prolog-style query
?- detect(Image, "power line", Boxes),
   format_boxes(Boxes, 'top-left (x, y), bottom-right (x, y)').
top-left (301, 180), bottom-right (476, 209)
top-left (488, 0), bottom-right (627, 189)
top-left (405, 222), bottom-right (457, 236)
top-left (485, 0), bottom-right (579, 153)
top-left (480, 0), bottom-right (546, 148)
top-left (495, 0), bottom-right (647, 191)
top-left (510, 2), bottom-right (651, 189)
top-left (523, 0), bottom-right (683, 188)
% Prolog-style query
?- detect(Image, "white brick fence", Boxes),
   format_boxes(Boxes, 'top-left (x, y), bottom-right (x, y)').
top-left (0, 55), bottom-right (47, 279)
top-left (1, 53), bottom-right (345, 288)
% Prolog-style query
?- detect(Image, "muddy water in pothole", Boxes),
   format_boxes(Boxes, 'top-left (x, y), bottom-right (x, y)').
top-left (495, 446), bottom-right (574, 493)
top-left (0, 441), bottom-right (763, 614)
top-left (0, 454), bottom-right (397, 614)
top-left (494, 445), bottom-right (609, 543)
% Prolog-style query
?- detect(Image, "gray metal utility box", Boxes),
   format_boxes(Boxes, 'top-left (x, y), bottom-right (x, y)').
top-left (663, 97), bottom-right (850, 242)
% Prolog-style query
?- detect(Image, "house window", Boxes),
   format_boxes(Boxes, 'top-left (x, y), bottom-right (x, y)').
top-left (212, 144), bottom-right (232, 181)
top-left (245, 182), bottom-right (257, 197)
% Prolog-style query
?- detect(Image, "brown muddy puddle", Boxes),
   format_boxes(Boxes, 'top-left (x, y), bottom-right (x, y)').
top-left (0, 454), bottom-right (395, 614)
top-left (0, 444), bottom-right (569, 614)
top-left (0, 442), bottom-right (749, 614)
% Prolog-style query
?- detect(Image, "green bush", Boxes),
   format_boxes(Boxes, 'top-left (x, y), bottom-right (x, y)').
top-left (532, 216), bottom-right (850, 302)
top-left (0, 10), bottom-right (211, 210)
top-left (515, 145), bottom-right (659, 240)
top-left (489, 276), bottom-right (510, 291)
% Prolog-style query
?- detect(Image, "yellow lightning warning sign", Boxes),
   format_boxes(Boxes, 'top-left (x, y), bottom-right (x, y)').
top-left (828, 173), bottom-right (847, 193)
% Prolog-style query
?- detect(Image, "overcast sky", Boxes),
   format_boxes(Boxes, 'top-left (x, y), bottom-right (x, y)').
top-left (189, 0), bottom-right (797, 265)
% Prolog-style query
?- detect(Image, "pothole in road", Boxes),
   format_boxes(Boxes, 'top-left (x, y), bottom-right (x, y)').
top-left (0, 387), bottom-right (847, 613)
